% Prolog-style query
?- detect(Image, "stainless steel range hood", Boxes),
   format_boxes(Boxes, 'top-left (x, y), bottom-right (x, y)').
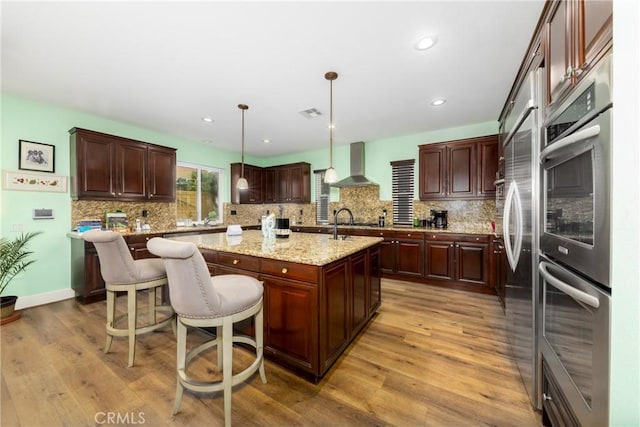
top-left (331, 141), bottom-right (378, 187)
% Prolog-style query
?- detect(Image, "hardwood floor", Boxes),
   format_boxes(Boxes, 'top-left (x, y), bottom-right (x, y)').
top-left (1, 279), bottom-right (541, 426)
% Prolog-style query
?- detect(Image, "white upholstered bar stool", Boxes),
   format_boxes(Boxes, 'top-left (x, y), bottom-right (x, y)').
top-left (82, 230), bottom-right (175, 367)
top-left (146, 237), bottom-right (266, 427)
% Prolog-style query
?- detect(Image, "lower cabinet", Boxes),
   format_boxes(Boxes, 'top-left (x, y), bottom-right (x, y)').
top-left (542, 358), bottom-right (580, 427)
top-left (370, 230), bottom-right (424, 278)
top-left (202, 244), bottom-right (380, 382)
top-left (424, 233), bottom-right (491, 292)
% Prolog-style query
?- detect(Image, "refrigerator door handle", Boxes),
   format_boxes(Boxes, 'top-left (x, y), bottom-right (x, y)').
top-left (539, 261), bottom-right (600, 309)
top-left (504, 100), bottom-right (536, 147)
top-left (503, 181), bottom-right (523, 272)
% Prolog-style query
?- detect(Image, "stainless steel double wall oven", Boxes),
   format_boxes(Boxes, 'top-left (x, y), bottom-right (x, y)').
top-left (539, 52), bottom-right (612, 427)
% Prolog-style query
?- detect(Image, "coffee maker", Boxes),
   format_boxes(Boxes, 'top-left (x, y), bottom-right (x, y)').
top-left (430, 210), bottom-right (448, 229)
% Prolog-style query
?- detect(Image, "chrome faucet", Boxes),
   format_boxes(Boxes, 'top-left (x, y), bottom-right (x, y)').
top-left (333, 207), bottom-right (354, 240)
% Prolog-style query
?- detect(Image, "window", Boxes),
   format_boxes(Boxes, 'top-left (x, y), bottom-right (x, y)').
top-left (176, 162), bottom-right (223, 224)
top-left (391, 159), bottom-right (415, 226)
top-left (314, 169), bottom-right (330, 224)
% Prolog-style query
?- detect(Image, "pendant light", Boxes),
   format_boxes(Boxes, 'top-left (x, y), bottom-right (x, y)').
top-left (324, 71), bottom-right (338, 184)
top-left (236, 104), bottom-right (249, 190)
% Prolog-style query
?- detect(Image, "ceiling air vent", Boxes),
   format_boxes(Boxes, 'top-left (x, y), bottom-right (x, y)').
top-left (298, 108), bottom-right (322, 119)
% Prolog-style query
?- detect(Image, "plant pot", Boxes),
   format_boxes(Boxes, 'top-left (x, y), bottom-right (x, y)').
top-left (1, 295), bottom-right (18, 320)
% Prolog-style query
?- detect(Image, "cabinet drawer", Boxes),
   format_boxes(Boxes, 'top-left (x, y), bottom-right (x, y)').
top-left (395, 231), bottom-right (423, 240)
top-left (126, 233), bottom-right (163, 245)
top-left (262, 259), bottom-right (319, 283)
top-left (367, 229), bottom-right (395, 238)
top-left (217, 252), bottom-right (261, 272)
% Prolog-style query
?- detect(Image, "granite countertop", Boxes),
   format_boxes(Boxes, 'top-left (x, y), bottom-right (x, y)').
top-left (67, 222), bottom-right (493, 240)
top-left (167, 230), bottom-right (384, 266)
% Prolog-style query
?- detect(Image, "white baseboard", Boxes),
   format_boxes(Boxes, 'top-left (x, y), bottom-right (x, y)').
top-left (14, 288), bottom-right (75, 310)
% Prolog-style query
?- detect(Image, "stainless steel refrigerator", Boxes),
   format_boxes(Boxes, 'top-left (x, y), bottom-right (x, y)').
top-left (502, 62), bottom-right (543, 410)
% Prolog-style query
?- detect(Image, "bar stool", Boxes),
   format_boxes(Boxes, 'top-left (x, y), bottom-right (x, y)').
top-left (146, 237), bottom-right (266, 427)
top-left (82, 230), bottom-right (175, 367)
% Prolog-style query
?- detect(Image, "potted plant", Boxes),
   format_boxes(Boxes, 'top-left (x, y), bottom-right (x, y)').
top-left (0, 231), bottom-right (41, 323)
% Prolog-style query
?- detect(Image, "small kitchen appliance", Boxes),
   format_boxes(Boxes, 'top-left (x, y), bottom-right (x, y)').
top-left (275, 218), bottom-right (290, 238)
top-left (430, 210), bottom-right (448, 229)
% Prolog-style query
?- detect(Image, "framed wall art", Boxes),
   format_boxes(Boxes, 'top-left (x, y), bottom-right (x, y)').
top-left (2, 170), bottom-right (67, 193)
top-left (19, 139), bottom-right (55, 173)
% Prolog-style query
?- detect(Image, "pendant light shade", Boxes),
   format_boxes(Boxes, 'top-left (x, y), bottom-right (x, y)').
top-left (236, 104), bottom-right (249, 190)
top-left (324, 71), bottom-right (338, 184)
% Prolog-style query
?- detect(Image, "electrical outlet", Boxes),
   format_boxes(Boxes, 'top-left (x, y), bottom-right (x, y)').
top-left (230, 210), bottom-right (237, 215)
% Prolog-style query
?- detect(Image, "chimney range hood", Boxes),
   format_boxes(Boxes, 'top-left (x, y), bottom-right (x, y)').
top-left (331, 141), bottom-right (378, 187)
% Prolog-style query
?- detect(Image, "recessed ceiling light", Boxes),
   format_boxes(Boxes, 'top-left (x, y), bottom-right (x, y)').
top-left (431, 98), bottom-right (446, 106)
top-left (263, 139), bottom-right (270, 144)
top-left (415, 35), bottom-right (438, 51)
top-left (201, 117), bottom-right (214, 123)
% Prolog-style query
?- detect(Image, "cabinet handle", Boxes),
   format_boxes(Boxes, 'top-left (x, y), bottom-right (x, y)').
top-left (130, 247), bottom-right (135, 251)
top-left (561, 66), bottom-right (573, 83)
top-left (450, 244), bottom-right (454, 247)
top-left (281, 267), bottom-right (288, 274)
top-left (145, 237), bottom-right (150, 241)
top-left (233, 259), bottom-right (239, 265)
top-left (149, 194), bottom-right (154, 198)
top-left (542, 393), bottom-right (552, 402)
top-left (111, 192), bottom-right (116, 196)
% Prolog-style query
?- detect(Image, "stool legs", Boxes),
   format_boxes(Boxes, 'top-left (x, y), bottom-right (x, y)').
top-left (173, 320), bottom-right (188, 415)
top-left (127, 288), bottom-right (138, 367)
top-left (222, 318), bottom-right (233, 427)
top-left (256, 306), bottom-right (267, 384)
top-left (105, 290), bottom-right (116, 354)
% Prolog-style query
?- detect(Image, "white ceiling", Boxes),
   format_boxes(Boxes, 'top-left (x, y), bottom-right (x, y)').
top-left (1, 1), bottom-right (545, 157)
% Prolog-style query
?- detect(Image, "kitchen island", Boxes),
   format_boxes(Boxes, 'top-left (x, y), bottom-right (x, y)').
top-left (168, 230), bottom-right (383, 382)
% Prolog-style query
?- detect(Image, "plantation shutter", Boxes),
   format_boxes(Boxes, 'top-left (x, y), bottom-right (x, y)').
top-left (391, 159), bottom-right (414, 226)
top-left (314, 170), bottom-right (330, 224)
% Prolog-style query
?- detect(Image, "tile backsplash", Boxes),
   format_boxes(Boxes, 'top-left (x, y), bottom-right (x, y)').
top-left (71, 200), bottom-right (177, 230)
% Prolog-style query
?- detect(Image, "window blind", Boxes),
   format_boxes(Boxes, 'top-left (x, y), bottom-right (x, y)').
top-left (391, 159), bottom-right (415, 226)
top-left (314, 170), bottom-right (330, 224)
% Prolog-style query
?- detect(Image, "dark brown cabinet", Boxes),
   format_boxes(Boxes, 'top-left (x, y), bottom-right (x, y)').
top-left (147, 145), bottom-right (177, 202)
top-left (275, 163), bottom-right (310, 203)
top-left (201, 243), bottom-right (380, 381)
top-left (545, 0), bottom-right (612, 108)
top-left (424, 233), bottom-right (491, 292)
top-left (69, 128), bottom-right (176, 202)
top-left (419, 135), bottom-right (498, 200)
top-left (370, 230), bottom-right (423, 278)
top-left (231, 162), bottom-right (310, 204)
top-left (230, 163), bottom-right (263, 204)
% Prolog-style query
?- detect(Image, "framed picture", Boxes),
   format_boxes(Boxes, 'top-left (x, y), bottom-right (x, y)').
top-left (2, 170), bottom-right (67, 193)
top-left (19, 140), bottom-right (55, 173)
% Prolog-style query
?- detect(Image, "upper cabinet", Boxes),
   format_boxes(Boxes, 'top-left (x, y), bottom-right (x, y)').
top-left (230, 162), bottom-right (310, 204)
top-left (231, 163), bottom-right (263, 204)
top-left (69, 128), bottom-right (176, 202)
top-left (546, 0), bottom-right (612, 109)
top-left (419, 135), bottom-right (498, 201)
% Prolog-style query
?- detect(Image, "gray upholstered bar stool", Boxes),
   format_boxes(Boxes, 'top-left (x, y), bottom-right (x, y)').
top-left (82, 230), bottom-right (175, 367)
top-left (147, 237), bottom-right (266, 427)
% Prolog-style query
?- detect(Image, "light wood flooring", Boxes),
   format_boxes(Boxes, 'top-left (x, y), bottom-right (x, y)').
top-left (1, 279), bottom-right (541, 426)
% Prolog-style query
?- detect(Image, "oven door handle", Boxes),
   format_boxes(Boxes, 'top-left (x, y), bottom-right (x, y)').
top-left (540, 124), bottom-right (600, 165)
top-left (503, 181), bottom-right (523, 272)
top-left (539, 261), bottom-right (600, 309)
